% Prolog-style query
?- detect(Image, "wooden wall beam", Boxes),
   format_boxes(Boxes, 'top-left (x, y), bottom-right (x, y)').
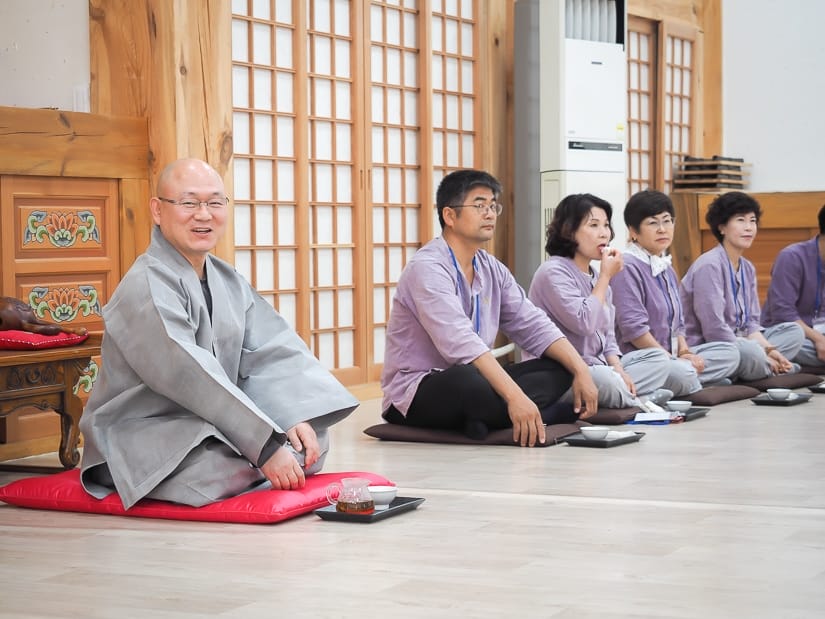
top-left (628, 0), bottom-right (703, 24)
top-left (0, 106), bottom-right (148, 179)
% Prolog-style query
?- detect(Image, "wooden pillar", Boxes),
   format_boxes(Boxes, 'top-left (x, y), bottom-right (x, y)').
top-left (700, 0), bottom-right (723, 157)
top-left (89, 0), bottom-right (234, 260)
top-left (478, 0), bottom-right (515, 267)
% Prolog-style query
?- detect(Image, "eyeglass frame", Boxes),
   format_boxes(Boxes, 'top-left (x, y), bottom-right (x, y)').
top-left (640, 216), bottom-right (676, 229)
top-left (156, 196), bottom-right (230, 211)
top-left (445, 201), bottom-right (504, 216)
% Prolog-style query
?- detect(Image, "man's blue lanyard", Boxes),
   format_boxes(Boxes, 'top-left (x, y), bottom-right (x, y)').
top-left (726, 258), bottom-right (749, 331)
top-left (655, 269), bottom-right (678, 338)
top-left (448, 247), bottom-right (480, 334)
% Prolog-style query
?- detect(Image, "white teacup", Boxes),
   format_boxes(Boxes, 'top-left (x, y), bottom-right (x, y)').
top-left (368, 485), bottom-right (398, 510)
top-left (767, 388), bottom-right (792, 401)
top-left (666, 400), bottom-right (692, 413)
top-left (581, 426), bottom-right (609, 440)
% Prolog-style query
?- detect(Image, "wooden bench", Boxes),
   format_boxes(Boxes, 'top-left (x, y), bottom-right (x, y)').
top-left (0, 333), bottom-right (101, 472)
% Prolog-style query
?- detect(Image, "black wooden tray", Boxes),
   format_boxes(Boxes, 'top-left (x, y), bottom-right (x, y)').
top-left (564, 431), bottom-right (645, 448)
top-left (314, 496), bottom-right (425, 523)
top-left (751, 393), bottom-right (813, 406)
top-left (680, 407), bottom-right (710, 421)
top-left (808, 382), bottom-right (825, 394)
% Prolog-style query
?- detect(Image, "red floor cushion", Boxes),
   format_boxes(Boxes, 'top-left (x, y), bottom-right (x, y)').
top-left (0, 329), bottom-right (88, 350)
top-left (0, 469), bottom-right (392, 524)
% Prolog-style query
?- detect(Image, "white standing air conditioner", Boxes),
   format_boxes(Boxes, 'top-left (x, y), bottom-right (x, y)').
top-left (514, 0), bottom-right (627, 288)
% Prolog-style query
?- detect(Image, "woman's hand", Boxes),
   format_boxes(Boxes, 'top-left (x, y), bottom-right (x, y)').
top-left (599, 246), bottom-right (624, 280)
top-left (767, 348), bottom-right (794, 374)
top-left (612, 364), bottom-right (637, 397)
top-left (679, 351), bottom-right (706, 373)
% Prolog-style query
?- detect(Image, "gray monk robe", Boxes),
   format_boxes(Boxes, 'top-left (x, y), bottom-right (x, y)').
top-left (80, 227), bottom-right (358, 509)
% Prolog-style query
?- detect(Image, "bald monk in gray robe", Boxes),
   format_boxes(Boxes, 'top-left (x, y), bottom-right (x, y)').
top-left (80, 159), bottom-right (358, 509)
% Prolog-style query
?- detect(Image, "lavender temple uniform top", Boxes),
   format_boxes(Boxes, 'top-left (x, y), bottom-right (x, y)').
top-left (762, 236), bottom-right (824, 327)
top-left (380, 236), bottom-right (566, 417)
top-left (527, 256), bottom-right (620, 366)
top-left (680, 243), bottom-right (762, 346)
top-left (610, 252), bottom-right (683, 354)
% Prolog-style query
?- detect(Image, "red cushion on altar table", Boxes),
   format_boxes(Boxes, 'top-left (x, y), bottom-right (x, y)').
top-left (0, 329), bottom-right (88, 350)
top-left (0, 469), bottom-right (393, 524)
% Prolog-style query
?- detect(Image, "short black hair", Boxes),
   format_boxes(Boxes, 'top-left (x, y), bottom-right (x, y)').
top-left (624, 190), bottom-right (675, 231)
top-left (705, 191), bottom-right (763, 244)
top-left (545, 193), bottom-right (614, 258)
top-left (818, 204), bottom-right (825, 235)
top-left (435, 169), bottom-right (502, 229)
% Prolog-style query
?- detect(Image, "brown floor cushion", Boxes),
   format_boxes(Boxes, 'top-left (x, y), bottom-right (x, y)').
top-left (363, 422), bottom-right (583, 447)
top-left (583, 407), bottom-right (640, 425)
top-left (741, 373), bottom-right (823, 391)
top-left (688, 384), bottom-right (761, 406)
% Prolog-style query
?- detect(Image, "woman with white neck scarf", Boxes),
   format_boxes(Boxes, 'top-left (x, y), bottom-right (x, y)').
top-left (610, 190), bottom-right (740, 394)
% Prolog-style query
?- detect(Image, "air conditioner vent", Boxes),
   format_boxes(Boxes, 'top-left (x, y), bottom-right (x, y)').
top-left (565, 0), bottom-right (619, 43)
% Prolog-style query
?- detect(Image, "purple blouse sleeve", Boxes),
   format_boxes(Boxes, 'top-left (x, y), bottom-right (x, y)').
top-left (688, 260), bottom-right (737, 343)
top-left (404, 261), bottom-right (490, 365)
top-left (764, 248), bottom-right (803, 323)
top-left (497, 262), bottom-right (565, 356)
top-left (533, 262), bottom-right (605, 336)
top-left (610, 264), bottom-right (651, 343)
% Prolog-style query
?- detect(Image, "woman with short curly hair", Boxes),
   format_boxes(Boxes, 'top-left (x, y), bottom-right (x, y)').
top-left (680, 191), bottom-right (804, 380)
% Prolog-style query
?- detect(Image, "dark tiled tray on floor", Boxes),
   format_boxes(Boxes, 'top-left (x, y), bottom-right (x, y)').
top-left (564, 431), bottom-right (645, 448)
top-left (751, 393), bottom-right (813, 407)
top-left (808, 382), bottom-right (825, 394)
top-left (314, 497), bottom-right (425, 523)
top-left (680, 407), bottom-right (710, 421)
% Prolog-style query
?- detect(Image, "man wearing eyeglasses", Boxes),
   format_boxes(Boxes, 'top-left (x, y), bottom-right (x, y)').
top-left (381, 169), bottom-right (598, 447)
top-left (79, 158), bottom-right (358, 509)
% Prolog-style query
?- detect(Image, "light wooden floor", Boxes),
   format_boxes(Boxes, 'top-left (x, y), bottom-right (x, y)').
top-left (2, 392), bottom-right (825, 618)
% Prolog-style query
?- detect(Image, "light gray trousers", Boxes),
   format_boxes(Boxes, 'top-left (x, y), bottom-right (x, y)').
top-left (735, 322), bottom-right (806, 381)
top-left (794, 340), bottom-right (825, 368)
top-left (663, 340), bottom-right (741, 396)
top-left (562, 347), bottom-right (671, 409)
top-left (145, 431), bottom-right (330, 507)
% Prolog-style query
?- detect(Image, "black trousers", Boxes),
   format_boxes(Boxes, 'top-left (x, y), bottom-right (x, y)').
top-left (386, 358), bottom-right (576, 433)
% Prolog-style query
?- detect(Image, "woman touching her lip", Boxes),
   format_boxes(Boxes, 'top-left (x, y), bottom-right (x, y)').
top-left (526, 193), bottom-right (672, 409)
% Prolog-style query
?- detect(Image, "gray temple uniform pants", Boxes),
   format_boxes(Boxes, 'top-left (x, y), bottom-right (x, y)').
top-left (144, 430), bottom-right (330, 507)
top-left (793, 329), bottom-right (825, 368)
top-left (735, 322), bottom-right (806, 381)
top-left (663, 340), bottom-right (741, 396)
top-left (562, 347), bottom-right (671, 409)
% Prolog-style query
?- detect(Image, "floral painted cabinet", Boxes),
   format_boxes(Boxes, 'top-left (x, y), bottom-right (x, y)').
top-left (1, 176), bottom-right (120, 332)
top-left (0, 175), bottom-right (117, 446)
